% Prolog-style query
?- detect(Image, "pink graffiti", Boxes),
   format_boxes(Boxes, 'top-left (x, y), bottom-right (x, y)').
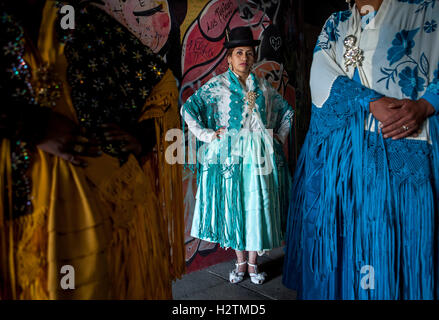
top-left (100, 0), bottom-right (171, 53)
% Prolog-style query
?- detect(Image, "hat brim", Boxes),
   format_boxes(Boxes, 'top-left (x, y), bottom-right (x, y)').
top-left (223, 39), bottom-right (261, 48)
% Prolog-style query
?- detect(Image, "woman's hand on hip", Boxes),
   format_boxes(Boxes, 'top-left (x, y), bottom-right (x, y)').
top-left (215, 127), bottom-right (227, 140)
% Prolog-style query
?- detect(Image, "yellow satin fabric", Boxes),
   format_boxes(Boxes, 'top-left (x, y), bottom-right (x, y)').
top-left (0, 2), bottom-right (184, 299)
top-left (139, 70), bottom-right (185, 279)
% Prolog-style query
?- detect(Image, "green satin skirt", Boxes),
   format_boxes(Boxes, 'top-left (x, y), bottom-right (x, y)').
top-left (190, 129), bottom-right (291, 253)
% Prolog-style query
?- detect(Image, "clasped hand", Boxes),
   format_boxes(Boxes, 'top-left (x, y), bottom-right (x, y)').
top-left (370, 97), bottom-right (435, 140)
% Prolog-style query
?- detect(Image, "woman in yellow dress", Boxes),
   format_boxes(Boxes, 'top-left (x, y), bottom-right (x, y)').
top-left (0, 1), bottom-right (184, 299)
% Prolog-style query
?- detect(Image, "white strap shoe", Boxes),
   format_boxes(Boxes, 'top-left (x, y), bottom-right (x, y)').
top-left (229, 260), bottom-right (247, 284)
top-left (248, 262), bottom-right (267, 285)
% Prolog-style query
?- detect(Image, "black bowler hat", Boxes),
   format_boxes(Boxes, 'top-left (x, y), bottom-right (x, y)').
top-left (223, 26), bottom-right (260, 48)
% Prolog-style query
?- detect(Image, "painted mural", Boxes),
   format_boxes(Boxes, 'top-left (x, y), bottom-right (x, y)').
top-left (97, 0), bottom-right (297, 272)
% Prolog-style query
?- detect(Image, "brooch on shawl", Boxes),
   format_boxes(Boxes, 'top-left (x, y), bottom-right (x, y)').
top-left (244, 91), bottom-right (259, 112)
top-left (343, 35), bottom-right (364, 72)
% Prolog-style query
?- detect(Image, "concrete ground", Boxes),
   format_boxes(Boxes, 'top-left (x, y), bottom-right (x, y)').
top-left (172, 247), bottom-right (297, 300)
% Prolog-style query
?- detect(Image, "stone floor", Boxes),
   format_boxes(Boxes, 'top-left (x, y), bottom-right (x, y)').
top-left (172, 247), bottom-right (297, 300)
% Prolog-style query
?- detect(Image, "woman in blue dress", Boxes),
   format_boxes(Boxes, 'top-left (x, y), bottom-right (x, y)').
top-left (181, 26), bottom-right (294, 285)
top-left (283, 0), bottom-right (439, 299)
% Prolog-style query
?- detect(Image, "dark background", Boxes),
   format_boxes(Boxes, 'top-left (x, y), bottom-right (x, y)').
top-left (291, 0), bottom-right (349, 152)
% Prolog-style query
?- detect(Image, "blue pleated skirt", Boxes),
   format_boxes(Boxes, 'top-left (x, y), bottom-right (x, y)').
top-left (283, 129), bottom-right (439, 300)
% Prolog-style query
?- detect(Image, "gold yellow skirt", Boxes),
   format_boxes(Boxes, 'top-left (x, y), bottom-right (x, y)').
top-left (1, 140), bottom-right (174, 299)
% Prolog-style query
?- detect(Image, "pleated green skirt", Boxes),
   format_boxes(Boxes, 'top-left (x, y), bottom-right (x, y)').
top-left (190, 129), bottom-right (291, 253)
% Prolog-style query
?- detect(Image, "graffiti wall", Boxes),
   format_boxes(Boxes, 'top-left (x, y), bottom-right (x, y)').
top-left (100, 0), bottom-right (298, 273)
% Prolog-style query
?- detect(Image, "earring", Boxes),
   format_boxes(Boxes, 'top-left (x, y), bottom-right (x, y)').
top-left (346, 0), bottom-right (352, 10)
top-left (229, 62), bottom-right (233, 71)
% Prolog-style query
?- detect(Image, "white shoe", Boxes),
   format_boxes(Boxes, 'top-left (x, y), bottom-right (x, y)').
top-left (248, 262), bottom-right (267, 285)
top-left (229, 261), bottom-right (247, 284)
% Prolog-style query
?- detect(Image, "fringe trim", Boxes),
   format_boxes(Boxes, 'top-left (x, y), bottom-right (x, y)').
top-left (98, 155), bottom-right (173, 299)
top-left (284, 108), bottom-right (439, 299)
top-left (139, 69), bottom-right (185, 279)
top-left (1, 139), bottom-right (50, 299)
